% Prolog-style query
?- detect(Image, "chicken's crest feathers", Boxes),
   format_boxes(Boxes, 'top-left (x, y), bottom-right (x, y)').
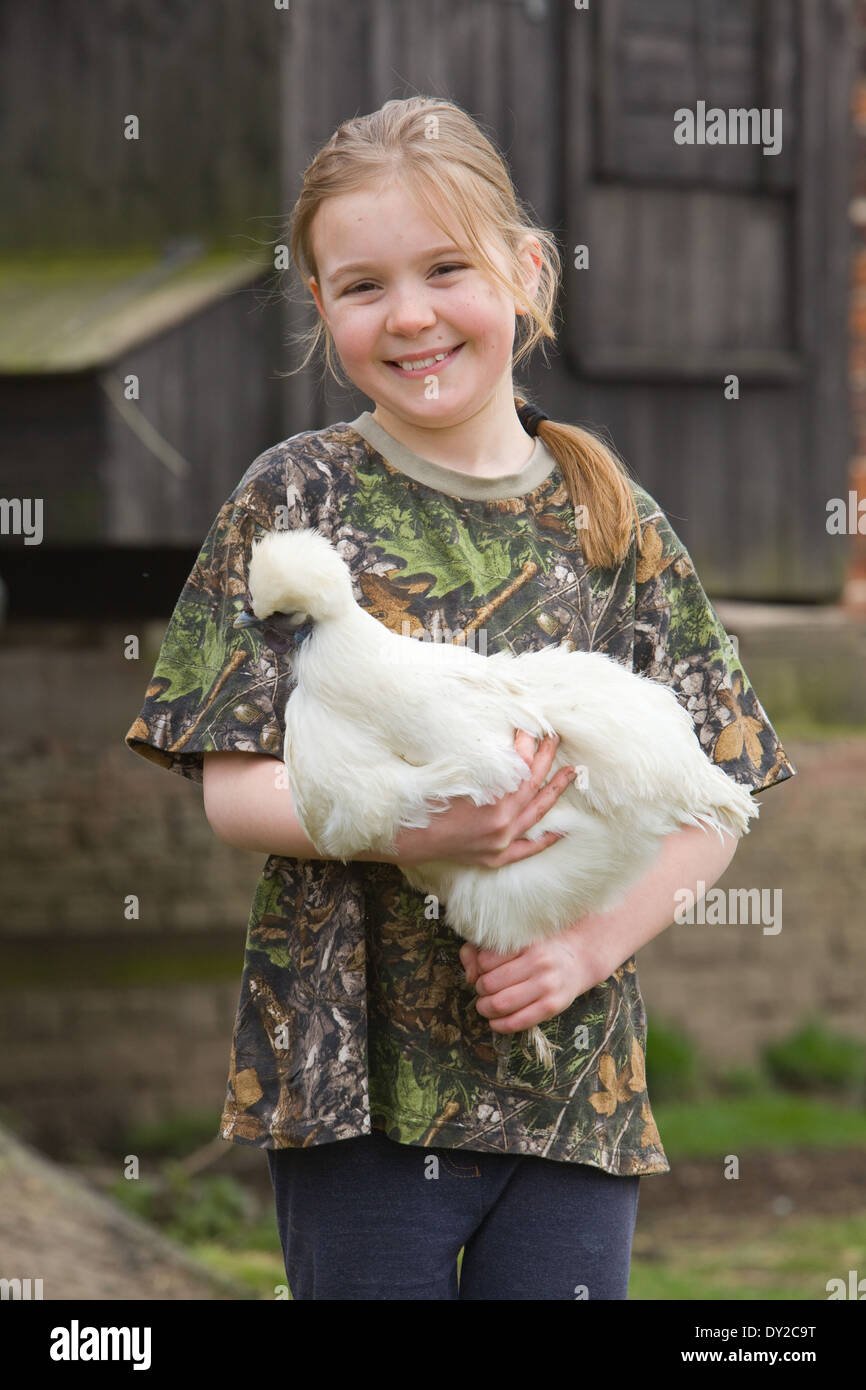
top-left (247, 527), bottom-right (355, 623)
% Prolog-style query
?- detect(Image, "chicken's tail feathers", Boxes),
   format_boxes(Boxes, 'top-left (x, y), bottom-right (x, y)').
top-left (685, 783), bottom-right (761, 842)
top-left (524, 1025), bottom-right (559, 1070)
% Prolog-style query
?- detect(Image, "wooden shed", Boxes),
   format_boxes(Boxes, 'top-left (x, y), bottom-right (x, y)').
top-left (0, 244), bottom-right (282, 615)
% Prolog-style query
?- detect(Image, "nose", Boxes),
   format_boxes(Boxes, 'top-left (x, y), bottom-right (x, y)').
top-left (383, 281), bottom-right (437, 338)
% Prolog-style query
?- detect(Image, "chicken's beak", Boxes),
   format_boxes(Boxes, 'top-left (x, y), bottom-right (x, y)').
top-left (233, 606), bottom-right (261, 629)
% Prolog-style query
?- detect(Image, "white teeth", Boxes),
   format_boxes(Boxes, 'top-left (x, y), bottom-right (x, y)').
top-left (394, 349), bottom-right (453, 371)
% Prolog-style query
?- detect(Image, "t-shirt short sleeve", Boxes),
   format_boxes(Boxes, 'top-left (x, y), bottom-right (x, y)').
top-left (630, 487), bottom-right (796, 796)
top-left (124, 479), bottom-right (302, 785)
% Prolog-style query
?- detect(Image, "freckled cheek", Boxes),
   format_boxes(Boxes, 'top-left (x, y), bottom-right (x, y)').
top-left (463, 293), bottom-right (513, 345)
top-left (478, 319), bottom-right (517, 365)
top-left (330, 318), bottom-right (378, 367)
top-left (456, 314), bottom-right (506, 361)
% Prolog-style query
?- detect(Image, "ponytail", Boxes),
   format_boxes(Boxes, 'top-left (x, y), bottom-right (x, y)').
top-left (515, 394), bottom-right (643, 571)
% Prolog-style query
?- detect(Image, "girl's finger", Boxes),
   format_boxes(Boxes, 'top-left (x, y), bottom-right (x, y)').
top-left (487, 1000), bottom-right (555, 1033)
top-left (532, 731), bottom-right (561, 780)
top-left (511, 730), bottom-right (560, 806)
top-left (498, 828), bottom-right (568, 865)
top-left (475, 955), bottom-right (536, 997)
top-left (476, 978), bottom-right (543, 1019)
top-left (513, 727), bottom-right (538, 767)
top-left (476, 946), bottom-right (521, 970)
top-left (511, 763), bottom-right (576, 841)
top-left (508, 728), bottom-right (542, 783)
top-left (460, 941), bottom-right (480, 984)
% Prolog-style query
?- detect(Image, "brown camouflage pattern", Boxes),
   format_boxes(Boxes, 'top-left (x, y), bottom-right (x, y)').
top-left (125, 419), bottom-right (796, 1175)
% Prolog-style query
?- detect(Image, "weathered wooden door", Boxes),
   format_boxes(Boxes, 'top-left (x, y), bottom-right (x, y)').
top-left (562, 0), bottom-right (853, 598)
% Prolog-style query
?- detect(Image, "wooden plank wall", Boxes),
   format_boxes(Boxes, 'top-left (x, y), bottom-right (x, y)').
top-left (278, 0), bottom-right (560, 428)
top-left (101, 281), bottom-right (284, 544)
top-left (0, 0), bottom-right (853, 594)
top-left (277, 0), bottom-right (854, 599)
top-left (563, 0), bottom-right (853, 598)
top-left (0, 0), bottom-right (281, 249)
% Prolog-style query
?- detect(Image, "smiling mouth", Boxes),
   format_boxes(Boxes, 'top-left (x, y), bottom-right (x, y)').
top-left (385, 343), bottom-right (465, 374)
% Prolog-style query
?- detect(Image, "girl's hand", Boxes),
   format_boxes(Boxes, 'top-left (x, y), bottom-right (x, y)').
top-left (390, 730), bottom-right (576, 869)
top-left (459, 926), bottom-right (608, 1035)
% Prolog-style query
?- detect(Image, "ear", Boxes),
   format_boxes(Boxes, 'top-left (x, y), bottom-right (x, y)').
top-left (308, 276), bottom-right (327, 320)
top-left (516, 235), bottom-right (543, 311)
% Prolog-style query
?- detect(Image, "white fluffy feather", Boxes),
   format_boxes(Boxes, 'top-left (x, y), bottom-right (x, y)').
top-left (239, 527), bottom-right (759, 1069)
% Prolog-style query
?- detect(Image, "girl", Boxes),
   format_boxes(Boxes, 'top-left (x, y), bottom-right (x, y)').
top-left (125, 96), bottom-right (795, 1300)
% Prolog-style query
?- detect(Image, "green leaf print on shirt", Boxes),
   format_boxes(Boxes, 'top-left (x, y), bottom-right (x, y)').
top-left (667, 578), bottom-right (727, 665)
top-left (353, 463), bottom-right (555, 603)
top-left (153, 602), bottom-right (254, 704)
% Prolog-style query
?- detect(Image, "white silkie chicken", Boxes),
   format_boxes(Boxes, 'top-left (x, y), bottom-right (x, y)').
top-left (235, 527), bottom-right (758, 1073)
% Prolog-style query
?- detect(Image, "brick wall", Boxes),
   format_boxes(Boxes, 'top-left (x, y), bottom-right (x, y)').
top-left (0, 623), bottom-right (263, 1153)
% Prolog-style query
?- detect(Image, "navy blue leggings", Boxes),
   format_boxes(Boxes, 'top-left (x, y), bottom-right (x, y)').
top-left (266, 1126), bottom-right (640, 1300)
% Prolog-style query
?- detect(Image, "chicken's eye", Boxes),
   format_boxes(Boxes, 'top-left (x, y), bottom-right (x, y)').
top-left (261, 624), bottom-right (291, 655)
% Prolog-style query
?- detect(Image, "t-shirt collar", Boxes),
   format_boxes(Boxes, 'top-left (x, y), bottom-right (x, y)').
top-left (348, 410), bottom-right (558, 501)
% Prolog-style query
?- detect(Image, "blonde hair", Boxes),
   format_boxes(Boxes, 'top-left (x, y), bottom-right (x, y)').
top-left (282, 95), bottom-right (642, 571)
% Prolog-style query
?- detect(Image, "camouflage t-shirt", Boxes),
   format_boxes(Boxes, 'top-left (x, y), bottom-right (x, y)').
top-left (124, 410), bottom-right (796, 1177)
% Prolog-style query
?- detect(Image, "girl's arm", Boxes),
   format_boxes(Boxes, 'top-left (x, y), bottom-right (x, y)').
top-left (462, 821), bottom-right (741, 1034)
top-left (204, 745), bottom-right (741, 1033)
top-left (202, 730), bottom-right (573, 865)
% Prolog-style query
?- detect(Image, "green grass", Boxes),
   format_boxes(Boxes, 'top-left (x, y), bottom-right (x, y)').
top-left (645, 1015), bottom-right (866, 1112)
top-left (629, 1211), bottom-right (866, 1301)
top-left (120, 1112), bottom-right (230, 1158)
top-left (186, 1241), bottom-right (288, 1298)
top-left (651, 1091), bottom-right (866, 1160)
top-left (761, 1018), bottom-right (866, 1094)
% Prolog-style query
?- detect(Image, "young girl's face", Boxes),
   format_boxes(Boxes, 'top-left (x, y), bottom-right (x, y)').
top-left (307, 179), bottom-right (539, 429)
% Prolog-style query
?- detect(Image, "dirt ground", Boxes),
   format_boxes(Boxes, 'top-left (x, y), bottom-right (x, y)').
top-left (0, 1125), bottom-right (251, 1300)
top-left (634, 1145), bottom-right (866, 1239)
